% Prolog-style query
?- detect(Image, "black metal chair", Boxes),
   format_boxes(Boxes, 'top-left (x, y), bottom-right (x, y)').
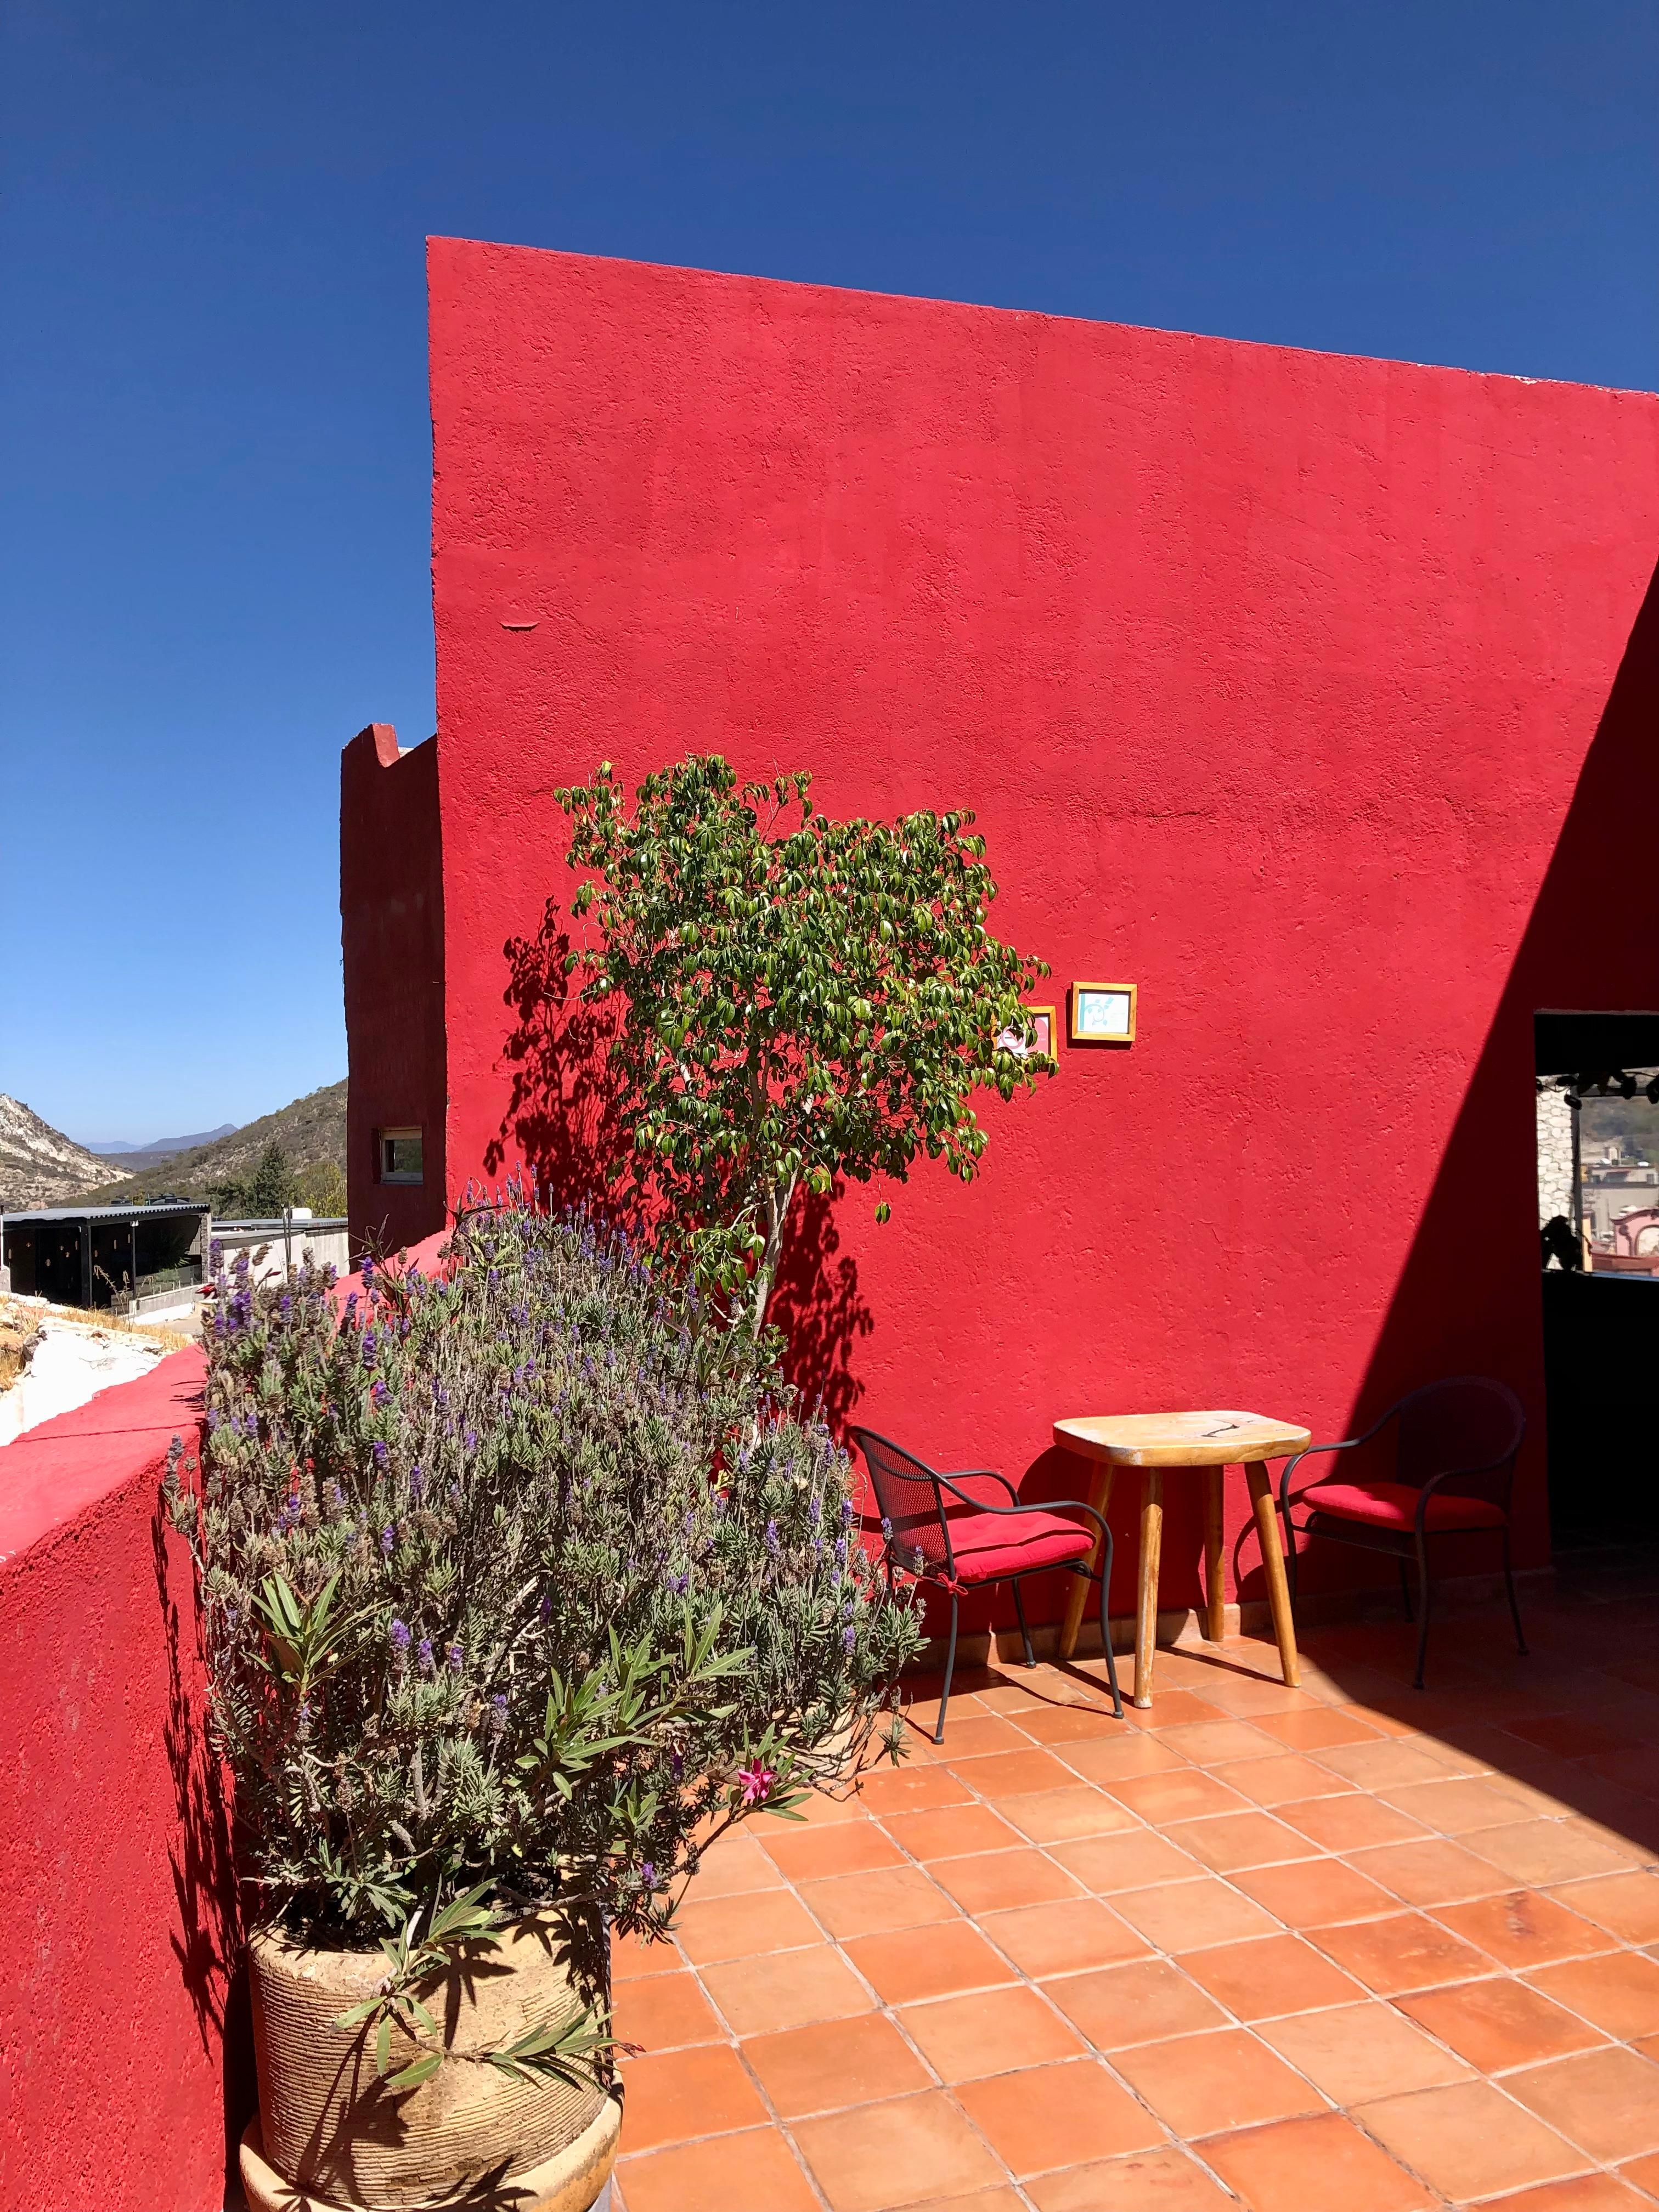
top-left (849, 1426), bottom-right (1125, 1741)
top-left (1277, 1376), bottom-right (1528, 1690)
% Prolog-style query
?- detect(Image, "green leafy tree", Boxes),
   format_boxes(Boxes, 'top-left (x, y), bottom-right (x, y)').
top-left (296, 1158), bottom-right (348, 1217)
top-left (556, 754), bottom-right (1052, 1335)
top-left (210, 1140), bottom-right (301, 1218)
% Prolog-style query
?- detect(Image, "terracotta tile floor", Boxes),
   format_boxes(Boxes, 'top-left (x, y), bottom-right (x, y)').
top-left (611, 1571), bottom-right (1659, 2211)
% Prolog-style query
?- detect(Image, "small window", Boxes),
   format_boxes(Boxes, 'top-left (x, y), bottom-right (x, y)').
top-left (378, 1127), bottom-right (424, 1185)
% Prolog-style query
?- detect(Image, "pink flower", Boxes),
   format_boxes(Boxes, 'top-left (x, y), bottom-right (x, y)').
top-left (736, 1760), bottom-right (776, 1808)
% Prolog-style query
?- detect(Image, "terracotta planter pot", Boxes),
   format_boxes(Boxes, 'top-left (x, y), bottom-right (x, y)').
top-left (241, 1912), bottom-right (619, 2212)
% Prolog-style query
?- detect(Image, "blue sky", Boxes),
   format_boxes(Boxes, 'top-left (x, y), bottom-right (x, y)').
top-left (2, 2), bottom-right (1655, 1145)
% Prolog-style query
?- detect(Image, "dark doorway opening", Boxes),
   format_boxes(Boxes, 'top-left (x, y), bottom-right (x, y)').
top-left (1536, 1011), bottom-right (1659, 1554)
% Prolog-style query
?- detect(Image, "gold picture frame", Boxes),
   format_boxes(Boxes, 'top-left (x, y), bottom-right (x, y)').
top-left (1069, 983), bottom-right (1137, 1046)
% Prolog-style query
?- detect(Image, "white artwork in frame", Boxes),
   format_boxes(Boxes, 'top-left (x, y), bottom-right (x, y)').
top-left (1070, 983), bottom-right (1137, 1045)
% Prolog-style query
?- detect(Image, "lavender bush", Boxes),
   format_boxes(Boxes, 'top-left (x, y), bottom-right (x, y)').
top-left (167, 1199), bottom-right (918, 2074)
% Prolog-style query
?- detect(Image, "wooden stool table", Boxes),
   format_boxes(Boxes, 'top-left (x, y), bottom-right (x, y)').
top-left (1053, 1410), bottom-right (1311, 1708)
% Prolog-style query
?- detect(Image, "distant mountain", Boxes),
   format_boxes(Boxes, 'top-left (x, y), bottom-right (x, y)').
top-left (86, 1123), bottom-right (239, 1169)
top-left (0, 1097), bottom-right (114, 1211)
top-left (84, 1083), bottom-right (347, 1207)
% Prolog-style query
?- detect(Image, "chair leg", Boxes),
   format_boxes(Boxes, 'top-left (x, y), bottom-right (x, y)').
top-left (1284, 1506), bottom-right (1300, 1610)
top-left (1011, 1577), bottom-right (1036, 1668)
top-left (1398, 1556), bottom-right (1415, 1622)
top-left (1502, 1528), bottom-right (1529, 1657)
top-left (1096, 1537), bottom-right (1125, 1718)
top-left (934, 1593), bottom-right (960, 1745)
top-left (1412, 1534), bottom-right (1432, 1691)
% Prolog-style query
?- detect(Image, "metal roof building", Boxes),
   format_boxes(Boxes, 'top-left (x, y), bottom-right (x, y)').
top-left (0, 1202), bottom-right (208, 1310)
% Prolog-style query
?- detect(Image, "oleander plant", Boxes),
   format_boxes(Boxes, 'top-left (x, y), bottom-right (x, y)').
top-left (167, 1198), bottom-right (919, 2078)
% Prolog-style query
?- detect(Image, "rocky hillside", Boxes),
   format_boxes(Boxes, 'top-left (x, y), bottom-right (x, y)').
top-left (84, 1081), bottom-right (347, 1206)
top-left (0, 1096), bottom-right (114, 1210)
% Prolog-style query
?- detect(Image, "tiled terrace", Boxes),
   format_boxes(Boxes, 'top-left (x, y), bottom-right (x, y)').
top-left (611, 1567), bottom-right (1659, 2212)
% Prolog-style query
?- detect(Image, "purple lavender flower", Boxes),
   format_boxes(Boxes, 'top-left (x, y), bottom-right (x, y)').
top-left (209, 1238), bottom-right (223, 1271)
top-left (324, 1480), bottom-right (345, 1514)
top-left (360, 1330), bottom-right (377, 1367)
top-left (464, 1428), bottom-right (477, 1453)
top-left (764, 1520), bottom-right (781, 1559)
top-left (361, 1255), bottom-right (376, 1291)
top-left (408, 1465), bottom-right (424, 1503)
top-left (447, 1642), bottom-right (464, 1673)
top-left (390, 1618), bottom-right (411, 1654)
top-left (537, 1591), bottom-right (552, 1623)
top-left (488, 1694), bottom-right (508, 1739)
top-left (834, 1534), bottom-right (848, 1568)
top-left (640, 1860), bottom-right (657, 1888)
top-left (380, 1524), bottom-right (396, 1557)
top-left (840, 1497), bottom-right (855, 1528)
top-left (417, 1638), bottom-right (435, 1677)
top-left (842, 1624), bottom-right (856, 1654)
top-left (345, 1292), bottom-right (358, 1317)
top-left (372, 1441), bottom-right (388, 1470)
top-left (667, 1571), bottom-right (689, 1596)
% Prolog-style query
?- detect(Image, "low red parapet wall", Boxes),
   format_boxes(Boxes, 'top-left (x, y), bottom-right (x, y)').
top-left (0, 1347), bottom-right (244, 2212)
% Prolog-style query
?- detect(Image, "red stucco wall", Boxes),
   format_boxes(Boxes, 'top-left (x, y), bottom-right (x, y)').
top-left (0, 1350), bottom-right (242, 2212)
top-left (342, 720), bottom-right (448, 1256)
top-left (352, 238), bottom-right (1659, 1622)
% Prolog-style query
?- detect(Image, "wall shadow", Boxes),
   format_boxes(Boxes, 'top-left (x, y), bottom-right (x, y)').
top-left (1201, 555), bottom-right (1659, 1846)
top-left (153, 1478), bottom-right (255, 2186)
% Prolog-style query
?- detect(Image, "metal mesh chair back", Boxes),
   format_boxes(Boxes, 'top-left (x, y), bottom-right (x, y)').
top-left (1393, 1376), bottom-right (1525, 1511)
top-left (849, 1426), bottom-right (954, 1576)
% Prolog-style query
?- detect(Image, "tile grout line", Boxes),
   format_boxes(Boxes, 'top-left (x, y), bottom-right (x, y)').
top-left (616, 1632), bottom-right (1659, 2208)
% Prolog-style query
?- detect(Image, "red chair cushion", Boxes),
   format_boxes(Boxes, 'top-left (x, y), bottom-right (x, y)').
top-left (944, 1506), bottom-right (1095, 1583)
top-left (1305, 1481), bottom-right (1506, 1533)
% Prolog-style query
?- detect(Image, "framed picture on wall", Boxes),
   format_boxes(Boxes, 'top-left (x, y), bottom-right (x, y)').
top-left (1070, 983), bottom-right (1136, 1045)
top-left (995, 1005), bottom-right (1057, 1060)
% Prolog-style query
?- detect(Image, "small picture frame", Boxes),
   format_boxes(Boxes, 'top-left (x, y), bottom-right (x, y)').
top-left (995, 1005), bottom-right (1057, 1060)
top-left (1070, 983), bottom-right (1136, 1046)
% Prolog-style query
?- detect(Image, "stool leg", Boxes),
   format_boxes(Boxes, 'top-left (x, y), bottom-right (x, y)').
top-left (1134, 1469), bottom-right (1164, 1709)
top-left (1246, 1460), bottom-right (1301, 1689)
top-left (1203, 1465), bottom-right (1226, 1642)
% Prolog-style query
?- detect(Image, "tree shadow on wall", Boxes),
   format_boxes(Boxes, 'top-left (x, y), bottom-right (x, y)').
top-left (769, 1186), bottom-right (874, 1431)
top-left (153, 1468), bottom-right (255, 2182)
top-left (486, 900), bottom-right (631, 1214)
top-left (489, 911), bottom-right (874, 1413)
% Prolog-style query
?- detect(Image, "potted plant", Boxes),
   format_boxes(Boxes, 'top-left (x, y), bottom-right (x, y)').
top-left (169, 1205), bottom-right (920, 2212)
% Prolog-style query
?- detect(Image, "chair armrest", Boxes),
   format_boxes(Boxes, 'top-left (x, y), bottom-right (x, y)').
top-left (1279, 1437), bottom-right (1361, 1511)
top-left (941, 1468), bottom-right (1020, 1507)
top-left (932, 1475), bottom-right (1110, 1547)
top-left (1279, 1401), bottom-right (1404, 1511)
top-left (1410, 1456), bottom-right (1519, 1527)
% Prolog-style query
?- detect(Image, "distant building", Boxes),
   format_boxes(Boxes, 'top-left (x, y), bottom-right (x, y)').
top-left (212, 1212), bottom-right (349, 1287)
top-left (1583, 1156), bottom-right (1659, 1244)
top-left (0, 1203), bottom-right (208, 1311)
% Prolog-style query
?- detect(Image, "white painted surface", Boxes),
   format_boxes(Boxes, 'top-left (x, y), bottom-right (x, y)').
top-left (0, 1310), bottom-right (172, 1447)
